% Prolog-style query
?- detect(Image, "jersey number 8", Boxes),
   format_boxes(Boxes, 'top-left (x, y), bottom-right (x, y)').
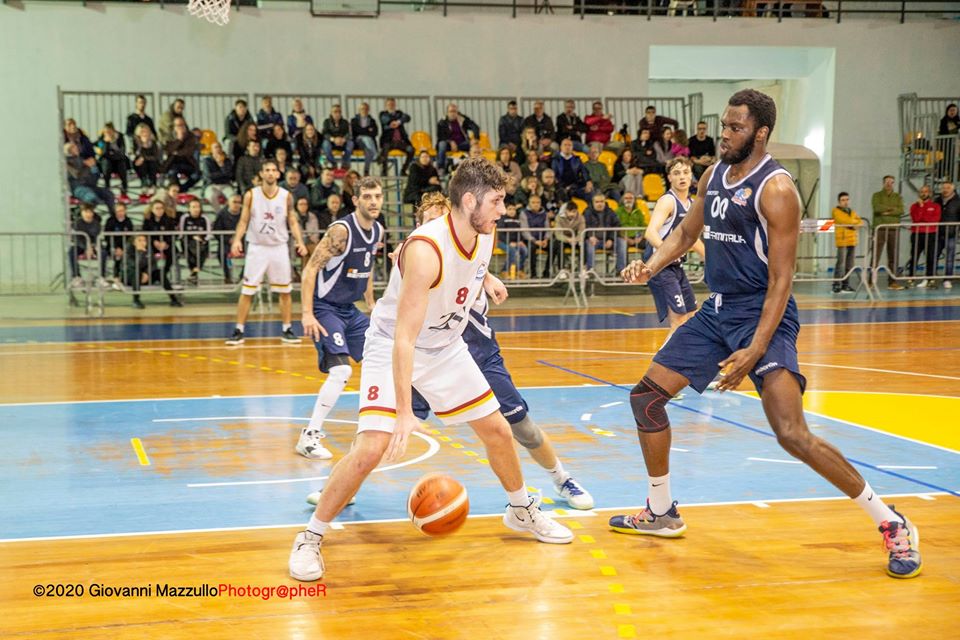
top-left (455, 287), bottom-right (469, 305)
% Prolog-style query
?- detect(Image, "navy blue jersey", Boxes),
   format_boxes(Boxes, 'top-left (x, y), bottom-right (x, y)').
top-left (702, 154), bottom-right (793, 295)
top-left (644, 190), bottom-right (691, 265)
top-left (315, 213), bottom-right (383, 306)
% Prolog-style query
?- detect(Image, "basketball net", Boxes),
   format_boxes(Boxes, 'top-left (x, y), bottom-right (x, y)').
top-left (188, 0), bottom-right (231, 26)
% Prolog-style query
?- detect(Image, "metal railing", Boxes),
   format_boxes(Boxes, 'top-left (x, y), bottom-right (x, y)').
top-left (871, 221), bottom-right (960, 293)
top-left (251, 94), bottom-right (344, 138)
top-left (603, 97), bottom-right (690, 138)
top-left (343, 94), bottom-right (434, 142)
top-left (432, 96), bottom-right (517, 148)
top-left (796, 219), bottom-right (874, 298)
top-left (156, 92), bottom-right (250, 139)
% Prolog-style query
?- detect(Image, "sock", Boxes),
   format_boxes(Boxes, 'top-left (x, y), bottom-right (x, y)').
top-left (506, 487), bottom-right (530, 507)
top-left (308, 365), bottom-right (352, 431)
top-left (854, 482), bottom-right (902, 527)
top-left (307, 515), bottom-right (329, 537)
top-left (547, 460), bottom-right (570, 487)
top-left (282, 323), bottom-right (292, 332)
top-left (236, 323), bottom-right (244, 332)
top-left (647, 472), bottom-right (672, 516)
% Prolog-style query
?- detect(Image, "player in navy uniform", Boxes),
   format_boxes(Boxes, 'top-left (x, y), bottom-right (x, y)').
top-left (609, 90), bottom-right (921, 579)
top-left (296, 176), bottom-right (384, 460)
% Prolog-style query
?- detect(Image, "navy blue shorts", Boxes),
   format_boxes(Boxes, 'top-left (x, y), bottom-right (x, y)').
top-left (311, 301), bottom-right (369, 373)
top-left (413, 323), bottom-right (528, 424)
top-left (653, 291), bottom-right (806, 395)
top-left (648, 263), bottom-right (697, 323)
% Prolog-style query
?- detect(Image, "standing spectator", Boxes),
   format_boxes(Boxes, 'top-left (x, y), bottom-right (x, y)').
top-left (552, 200), bottom-right (585, 273)
top-left (871, 175), bottom-right (905, 289)
top-left (614, 148), bottom-right (645, 199)
top-left (519, 194), bottom-right (551, 278)
top-left (340, 170), bottom-right (361, 217)
top-left (496, 147), bottom-right (522, 184)
top-left (95, 123), bottom-right (129, 195)
top-left (551, 139), bottom-right (589, 199)
top-left (671, 129), bottom-right (691, 158)
top-left (521, 149), bottom-right (547, 180)
top-left (637, 104), bottom-right (678, 143)
top-left (555, 100), bottom-right (588, 152)
top-left (584, 101), bottom-right (617, 151)
top-left (940, 103), bottom-right (960, 136)
top-left (264, 123), bottom-right (293, 160)
top-left (403, 150), bottom-right (441, 206)
top-left (235, 139), bottom-right (263, 195)
top-left (256, 96), bottom-right (284, 142)
top-left (232, 122), bottom-right (259, 164)
top-left (125, 95), bottom-right (156, 152)
top-left (831, 191), bottom-right (864, 293)
top-left (132, 124), bottom-right (161, 196)
top-left (68, 204), bottom-right (103, 283)
top-left (935, 181), bottom-right (958, 289)
top-left (281, 168), bottom-right (310, 206)
top-left (909, 184), bottom-right (942, 288)
top-left (179, 199), bottom-right (211, 285)
top-left (689, 121), bottom-right (716, 180)
top-left (157, 99), bottom-right (186, 146)
top-left (224, 99), bottom-right (254, 146)
top-left (378, 98), bottom-right (414, 175)
top-left (63, 118), bottom-right (95, 160)
top-left (616, 191), bottom-right (648, 251)
top-left (124, 233), bottom-right (180, 308)
top-left (297, 123), bottom-right (323, 181)
top-left (213, 194), bottom-right (242, 284)
top-left (310, 167), bottom-right (340, 214)
top-left (583, 142), bottom-right (621, 201)
top-left (436, 103), bottom-right (480, 174)
top-left (141, 199), bottom-right (181, 301)
top-left (161, 118), bottom-right (201, 192)
top-left (104, 202), bottom-right (134, 279)
top-left (539, 169), bottom-right (566, 217)
top-left (498, 203), bottom-right (527, 278)
top-left (287, 98), bottom-right (314, 140)
top-left (520, 127), bottom-right (549, 163)
top-left (321, 104), bottom-right (354, 174)
top-left (351, 102), bottom-right (379, 176)
top-left (498, 100), bottom-right (524, 152)
top-left (654, 127), bottom-right (676, 167)
top-left (65, 143), bottom-right (115, 213)
top-left (584, 192), bottom-right (626, 275)
top-left (202, 142), bottom-right (235, 206)
top-left (523, 100), bottom-right (557, 152)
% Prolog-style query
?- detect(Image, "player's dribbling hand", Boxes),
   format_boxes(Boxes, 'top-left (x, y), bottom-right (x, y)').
top-left (385, 413), bottom-right (426, 462)
top-left (230, 239), bottom-right (243, 257)
top-left (621, 260), bottom-right (652, 284)
top-left (484, 274), bottom-right (508, 305)
top-left (301, 314), bottom-right (328, 342)
top-left (716, 346), bottom-right (762, 392)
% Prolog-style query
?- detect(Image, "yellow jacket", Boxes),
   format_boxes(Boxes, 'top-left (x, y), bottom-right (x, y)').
top-left (832, 207), bottom-right (863, 247)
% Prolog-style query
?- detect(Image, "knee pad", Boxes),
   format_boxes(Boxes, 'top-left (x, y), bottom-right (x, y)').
top-left (510, 415), bottom-right (544, 449)
top-left (326, 362), bottom-right (353, 385)
top-left (630, 376), bottom-right (671, 434)
top-left (322, 353), bottom-right (352, 376)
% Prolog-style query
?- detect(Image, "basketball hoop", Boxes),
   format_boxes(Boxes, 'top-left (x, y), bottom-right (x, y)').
top-left (188, 0), bottom-right (232, 26)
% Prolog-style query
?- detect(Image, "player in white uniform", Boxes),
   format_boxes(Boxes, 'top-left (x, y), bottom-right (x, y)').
top-left (225, 160), bottom-right (307, 345)
top-left (289, 158), bottom-right (573, 582)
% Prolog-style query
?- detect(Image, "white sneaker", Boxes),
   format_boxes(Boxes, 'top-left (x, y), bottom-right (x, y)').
top-left (296, 429), bottom-right (333, 460)
top-left (916, 279), bottom-right (929, 289)
top-left (503, 496), bottom-right (574, 544)
top-left (706, 379), bottom-right (721, 391)
top-left (555, 477), bottom-right (594, 510)
top-left (944, 281), bottom-right (953, 289)
top-left (288, 530), bottom-right (324, 581)
top-left (306, 488), bottom-right (356, 506)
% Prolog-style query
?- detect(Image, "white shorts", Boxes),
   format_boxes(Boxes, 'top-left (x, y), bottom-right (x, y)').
top-left (357, 334), bottom-right (500, 432)
top-left (241, 243), bottom-right (292, 295)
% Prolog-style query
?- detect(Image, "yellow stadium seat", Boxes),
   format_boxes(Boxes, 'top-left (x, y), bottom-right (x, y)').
top-left (598, 150), bottom-right (617, 177)
top-left (606, 198), bottom-right (619, 211)
top-left (478, 132), bottom-right (493, 150)
top-left (637, 199), bottom-right (651, 226)
top-left (643, 174), bottom-right (666, 202)
top-left (571, 197), bottom-right (588, 213)
top-left (199, 129), bottom-right (218, 155)
top-left (482, 150), bottom-right (497, 163)
top-left (574, 151), bottom-right (588, 164)
top-left (410, 131), bottom-right (436, 155)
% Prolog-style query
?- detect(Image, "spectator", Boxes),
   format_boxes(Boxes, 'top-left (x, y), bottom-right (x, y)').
top-left (552, 200), bottom-right (585, 273)
top-left (224, 99), bottom-right (254, 146)
top-left (689, 121), bottom-right (716, 179)
top-left (583, 142), bottom-right (621, 202)
top-left (940, 103), bottom-right (960, 136)
top-left (498, 203), bottom-right (527, 278)
top-left (551, 139), bottom-right (589, 199)
top-left (498, 100), bottom-right (524, 152)
top-left (585, 100), bottom-right (617, 151)
top-left (831, 191), bottom-right (864, 293)
top-left (539, 169), bottom-right (566, 217)
top-left (274, 147), bottom-right (292, 178)
top-left (340, 170), bottom-right (361, 217)
top-left (378, 98), bottom-right (414, 175)
top-left (235, 139), bottom-right (263, 195)
top-left (281, 167), bottom-right (310, 206)
top-left (350, 102), bottom-right (379, 177)
top-left (124, 233), bottom-right (180, 308)
top-left (65, 142), bottom-right (115, 213)
top-left (295, 196), bottom-right (322, 247)
top-left (322, 104), bottom-right (354, 173)
top-left (161, 182), bottom-right (181, 216)
top-left (871, 175), bottom-right (905, 289)
top-left (935, 181), bottom-right (958, 290)
top-left (614, 148), bottom-right (645, 199)
top-left (264, 123), bottom-right (293, 160)
top-left (213, 194), bottom-right (243, 283)
top-left (521, 149), bottom-right (547, 180)
top-left (632, 128), bottom-right (662, 174)
top-left (68, 203), bottom-right (103, 283)
top-left (496, 147), bottom-right (522, 184)
top-left (327, 192), bottom-right (347, 221)
top-left (616, 191), bottom-right (648, 251)
top-left (403, 150), bottom-right (441, 206)
top-left (519, 194), bottom-right (551, 278)
top-left (584, 192), bottom-right (626, 275)
top-left (671, 129), bottom-right (691, 158)
top-left (310, 167), bottom-right (340, 214)
top-left (63, 118), bottom-right (95, 160)
top-left (287, 98), bottom-right (314, 140)
top-left (157, 99), bottom-right (186, 146)
top-left (179, 199), bottom-right (211, 285)
top-left (520, 126), bottom-right (549, 162)
top-left (103, 202), bottom-right (134, 279)
top-left (523, 100), bottom-right (557, 152)
top-left (515, 175), bottom-right (541, 209)
top-left (909, 184), bottom-right (942, 288)
top-left (132, 124), bottom-right (161, 196)
top-left (654, 127), bottom-right (676, 167)
top-left (141, 199), bottom-right (180, 299)
top-left (95, 122), bottom-right (129, 195)
top-left (296, 123), bottom-right (323, 182)
top-left (161, 118), bottom-right (201, 192)
top-left (256, 95), bottom-right (283, 142)
top-left (231, 122), bottom-right (258, 164)
top-left (555, 100), bottom-right (588, 152)
top-left (437, 103), bottom-right (480, 174)
top-left (125, 95), bottom-right (156, 152)
top-left (637, 104), bottom-right (678, 143)
top-left (202, 142), bottom-right (235, 206)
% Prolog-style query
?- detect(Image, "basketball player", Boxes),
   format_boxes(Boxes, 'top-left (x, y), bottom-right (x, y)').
top-left (289, 158), bottom-right (573, 582)
top-left (225, 160), bottom-right (308, 345)
top-left (295, 177), bottom-right (384, 460)
top-left (609, 90), bottom-right (921, 579)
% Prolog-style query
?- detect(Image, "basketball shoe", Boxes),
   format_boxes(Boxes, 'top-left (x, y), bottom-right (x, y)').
top-left (225, 328), bottom-right (244, 345)
top-left (306, 488), bottom-right (356, 506)
top-left (281, 328), bottom-right (302, 344)
top-left (555, 477), bottom-right (594, 510)
top-left (880, 507), bottom-right (922, 579)
top-left (609, 500), bottom-right (687, 537)
top-left (503, 495), bottom-right (574, 544)
top-left (289, 530), bottom-right (324, 582)
top-left (296, 428), bottom-right (333, 460)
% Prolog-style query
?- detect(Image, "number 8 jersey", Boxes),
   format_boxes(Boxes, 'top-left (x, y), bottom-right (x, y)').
top-left (369, 213), bottom-right (494, 350)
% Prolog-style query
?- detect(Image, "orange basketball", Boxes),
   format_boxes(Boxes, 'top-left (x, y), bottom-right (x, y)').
top-left (407, 473), bottom-right (469, 536)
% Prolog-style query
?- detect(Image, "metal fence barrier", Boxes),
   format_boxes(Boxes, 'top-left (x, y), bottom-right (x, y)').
top-left (343, 95), bottom-right (434, 142)
top-left (157, 92), bottom-right (250, 139)
top-left (252, 93), bottom-right (343, 140)
top-left (605, 97), bottom-right (690, 138)
top-left (871, 221), bottom-right (960, 294)
top-left (433, 96), bottom-right (517, 147)
top-left (796, 219), bottom-right (874, 298)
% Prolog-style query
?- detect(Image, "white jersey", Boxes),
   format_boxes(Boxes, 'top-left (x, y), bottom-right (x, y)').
top-left (246, 185), bottom-right (290, 246)
top-left (369, 213), bottom-right (494, 350)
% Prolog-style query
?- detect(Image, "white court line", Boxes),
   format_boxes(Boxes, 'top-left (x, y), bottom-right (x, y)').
top-left (599, 401), bottom-right (624, 408)
top-left (153, 416), bottom-right (354, 425)
top-left (747, 457), bottom-right (803, 465)
top-left (877, 465), bottom-right (938, 470)
top-left (798, 361), bottom-right (960, 382)
top-left (671, 447), bottom-right (690, 452)
top-left (753, 502), bottom-right (770, 508)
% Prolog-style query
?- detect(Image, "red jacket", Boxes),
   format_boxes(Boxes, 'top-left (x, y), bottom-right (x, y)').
top-left (584, 114), bottom-right (614, 145)
top-left (909, 199), bottom-right (941, 233)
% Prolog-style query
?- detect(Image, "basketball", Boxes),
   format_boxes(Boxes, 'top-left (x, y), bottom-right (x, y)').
top-left (407, 473), bottom-right (469, 536)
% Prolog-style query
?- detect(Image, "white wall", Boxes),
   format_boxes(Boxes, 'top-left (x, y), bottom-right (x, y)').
top-left (0, 6), bottom-right (958, 231)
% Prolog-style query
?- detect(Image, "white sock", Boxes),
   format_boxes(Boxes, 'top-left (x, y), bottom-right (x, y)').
top-left (236, 323), bottom-right (244, 332)
top-left (648, 472), bottom-right (672, 516)
top-left (507, 487), bottom-right (530, 507)
top-left (854, 482), bottom-right (902, 527)
top-left (307, 514), bottom-right (329, 537)
top-left (282, 323), bottom-right (292, 332)
top-left (547, 460), bottom-right (570, 486)
top-left (308, 365), bottom-right (352, 431)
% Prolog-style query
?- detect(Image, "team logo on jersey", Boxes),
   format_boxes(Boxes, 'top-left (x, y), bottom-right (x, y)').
top-left (732, 187), bottom-right (752, 206)
top-left (475, 262), bottom-right (487, 280)
top-left (263, 211), bottom-right (275, 220)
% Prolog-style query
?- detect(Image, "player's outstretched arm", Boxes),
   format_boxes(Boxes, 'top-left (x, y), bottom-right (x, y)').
top-left (300, 224), bottom-right (348, 342)
top-left (231, 190), bottom-right (253, 256)
top-left (286, 192), bottom-right (308, 256)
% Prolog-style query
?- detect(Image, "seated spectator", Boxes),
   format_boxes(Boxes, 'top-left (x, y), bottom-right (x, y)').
top-left (378, 98), bottom-right (414, 175)
top-left (654, 127), bottom-right (676, 167)
top-left (637, 104), bottom-right (678, 143)
top-left (103, 202), bottom-right (134, 279)
top-left (141, 198), bottom-right (181, 297)
top-left (125, 95), bottom-right (156, 153)
top-left (555, 100), bottom-right (588, 153)
top-left (327, 192), bottom-right (347, 221)
top-left (310, 167), bottom-right (340, 215)
top-left (297, 123), bottom-right (323, 181)
top-left (468, 141), bottom-right (484, 160)
top-left (281, 168), bottom-right (310, 206)
top-left (162, 182), bottom-right (181, 216)
top-left (523, 101), bottom-right (557, 152)
top-left (515, 175), bottom-right (541, 209)
top-left (437, 103), bottom-right (480, 174)
top-left (521, 149), bottom-right (547, 180)
top-left (351, 102), bottom-right (379, 177)
top-left (671, 129), bottom-right (691, 158)
top-left (935, 181), bottom-right (958, 289)
top-left (65, 142), bottom-right (115, 213)
top-left (519, 194), bottom-right (551, 278)
top-left (552, 201), bottom-right (585, 272)
top-left (615, 192), bottom-right (648, 251)
top-left (551, 139), bottom-right (589, 199)
top-left (68, 203), bottom-right (103, 284)
top-left (613, 148), bottom-right (645, 199)
top-left (583, 142), bottom-right (621, 202)
top-left (158, 99), bottom-right (186, 146)
top-left (202, 142), bottom-right (236, 206)
top-left (256, 95), bottom-right (283, 142)
top-left (584, 192), bottom-right (626, 275)
top-left (498, 100), bottom-right (524, 152)
top-left (403, 150), bottom-right (441, 206)
top-left (504, 175), bottom-right (520, 207)
top-left (64, 118), bottom-right (95, 160)
top-left (584, 101), bottom-right (619, 152)
top-left (95, 122), bottom-right (129, 195)
top-left (322, 104), bottom-right (354, 173)
top-left (631, 128), bottom-right (662, 174)
top-left (162, 118), bottom-right (201, 192)
top-left (235, 139), bottom-right (263, 195)
top-left (179, 199), bottom-right (211, 286)
top-left (232, 122), bottom-right (259, 164)
top-left (132, 124), bottom-right (162, 196)
top-left (539, 169), bottom-right (566, 217)
top-left (831, 191), bottom-right (863, 293)
top-left (264, 123), bottom-right (293, 161)
top-left (496, 147), bottom-right (522, 184)
top-left (295, 196), bottom-right (322, 277)
top-left (340, 170), bottom-right (361, 217)
top-left (274, 147), bottom-right (292, 178)
top-left (689, 121), bottom-right (716, 179)
top-left (498, 203), bottom-right (527, 278)
top-left (287, 98), bottom-right (314, 140)
top-left (213, 194), bottom-right (243, 284)
top-left (224, 98), bottom-right (254, 146)
top-left (123, 233), bottom-right (180, 308)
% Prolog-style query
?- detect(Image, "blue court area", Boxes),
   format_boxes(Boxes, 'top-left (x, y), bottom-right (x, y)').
top-left (1, 384), bottom-right (957, 540)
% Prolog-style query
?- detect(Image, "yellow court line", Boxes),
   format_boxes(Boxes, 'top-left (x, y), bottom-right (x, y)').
top-left (130, 438), bottom-right (150, 466)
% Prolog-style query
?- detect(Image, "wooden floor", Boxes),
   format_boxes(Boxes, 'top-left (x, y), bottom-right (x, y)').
top-left (1, 308), bottom-right (959, 639)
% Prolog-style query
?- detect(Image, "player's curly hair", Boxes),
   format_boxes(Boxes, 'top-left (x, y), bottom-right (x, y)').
top-left (448, 157), bottom-right (507, 212)
top-left (728, 89), bottom-right (777, 135)
top-left (415, 192), bottom-right (451, 226)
